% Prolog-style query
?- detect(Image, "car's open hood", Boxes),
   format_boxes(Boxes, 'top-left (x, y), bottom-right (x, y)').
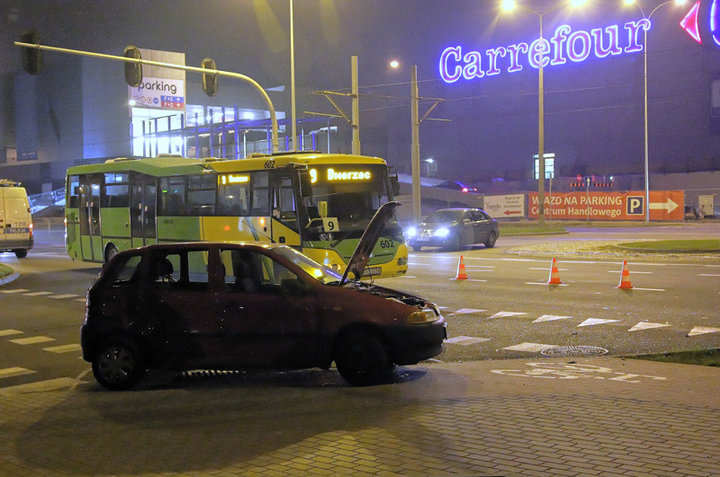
top-left (340, 201), bottom-right (400, 285)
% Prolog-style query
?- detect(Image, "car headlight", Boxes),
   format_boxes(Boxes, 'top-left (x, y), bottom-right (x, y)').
top-left (407, 308), bottom-right (438, 324)
top-left (434, 227), bottom-right (450, 238)
top-left (405, 226), bottom-right (417, 238)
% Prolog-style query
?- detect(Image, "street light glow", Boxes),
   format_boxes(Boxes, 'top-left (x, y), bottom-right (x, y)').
top-left (501, 0), bottom-right (517, 12)
top-left (389, 59), bottom-right (400, 69)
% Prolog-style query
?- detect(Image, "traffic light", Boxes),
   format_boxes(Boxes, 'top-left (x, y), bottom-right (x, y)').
top-left (20, 31), bottom-right (42, 75)
top-left (201, 58), bottom-right (218, 97)
top-left (123, 46), bottom-right (142, 87)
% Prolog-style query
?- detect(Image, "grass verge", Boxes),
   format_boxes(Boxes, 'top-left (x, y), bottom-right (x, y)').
top-left (627, 349), bottom-right (720, 367)
top-left (613, 239), bottom-right (720, 253)
top-left (499, 222), bottom-right (567, 235)
top-left (0, 264), bottom-right (12, 280)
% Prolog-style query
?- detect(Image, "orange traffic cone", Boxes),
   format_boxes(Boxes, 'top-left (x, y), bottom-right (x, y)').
top-left (455, 255), bottom-right (468, 280)
top-left (617, 260), bottom-right (633, 289)
top-left (547, 258), bottom-right (563, 285)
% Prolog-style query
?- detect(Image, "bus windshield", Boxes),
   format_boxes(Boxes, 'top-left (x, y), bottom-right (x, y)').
top-left (303, 164), bottom-right (400, 239)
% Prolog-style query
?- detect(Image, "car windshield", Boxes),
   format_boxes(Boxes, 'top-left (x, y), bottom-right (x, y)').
top-left (273, 246), bottom-right (342, 284)
top-left (425, 210), bottom-right (462, 224)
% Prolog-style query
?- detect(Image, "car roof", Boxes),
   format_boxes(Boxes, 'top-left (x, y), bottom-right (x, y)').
top-left (434, 208), bottom-right (480, 212)
top-left (113, 241), bottom-right (284, 257)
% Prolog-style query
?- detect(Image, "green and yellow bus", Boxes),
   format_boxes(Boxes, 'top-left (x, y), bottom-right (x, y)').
top-left (65, 152), bottom-right (408, 278)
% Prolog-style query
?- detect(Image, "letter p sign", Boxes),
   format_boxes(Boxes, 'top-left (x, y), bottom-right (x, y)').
top-left (627, 196), bottom-right (644, 215)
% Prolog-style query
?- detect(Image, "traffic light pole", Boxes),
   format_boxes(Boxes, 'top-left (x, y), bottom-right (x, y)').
top-left (14, 40), bottom-right (279, 153)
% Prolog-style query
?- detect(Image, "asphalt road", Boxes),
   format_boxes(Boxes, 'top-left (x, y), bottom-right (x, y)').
top-left (0, 224), bottom-right (718, 392)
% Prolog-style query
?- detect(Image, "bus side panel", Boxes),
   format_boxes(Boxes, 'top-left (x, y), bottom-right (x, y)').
top-left (157, 216), bottom-right (203, 242)
top-left (99, 208), bottom-right (131, 239)
top-left (199, 216), bottom-right (273, 243)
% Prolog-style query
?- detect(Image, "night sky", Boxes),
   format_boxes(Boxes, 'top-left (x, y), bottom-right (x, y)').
top-left (1, 0), bottom-right (717, 184)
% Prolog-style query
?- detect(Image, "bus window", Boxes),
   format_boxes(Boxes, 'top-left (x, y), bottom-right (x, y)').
top-left (160, 177), bottom-right (187, 216)
top-left (273, 175), bottom-right (297, 231)
top-left (68, 176), bottom-right (80, 208)
top-left (217, 181), bottom-right (250, 216)
top-left (250, 171), bottom-right (270, 216)
top-left (102, 173), bottom-right (129, 207)
top-left (187, 173), bottom-right (216, 215)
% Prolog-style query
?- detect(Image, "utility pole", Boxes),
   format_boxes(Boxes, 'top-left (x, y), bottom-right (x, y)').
top-left (410, 65), bottom-right (421, 224)
top-left (351, 56), bottom-right (360, 155)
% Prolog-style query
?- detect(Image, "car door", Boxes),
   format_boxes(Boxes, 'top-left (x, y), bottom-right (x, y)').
top-left (142, 248), bottom-right (225, 368)
top-left (473, 210), bottom-right (493, 243)
top-left (217, 248), bottom-right (321, 369)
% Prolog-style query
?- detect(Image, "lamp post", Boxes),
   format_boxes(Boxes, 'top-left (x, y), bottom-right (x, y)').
top-left (501, 0), bottom-right (587, 226)
top-left (624, 0), bottom-right (687, 222)
top-left (289, 0), bottom-right (297, 151)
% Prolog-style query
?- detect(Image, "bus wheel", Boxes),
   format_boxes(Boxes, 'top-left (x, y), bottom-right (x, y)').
top-left (14, 249), bottom-right (27, 259)
top-left (105, 245), bottom-right (118, 263)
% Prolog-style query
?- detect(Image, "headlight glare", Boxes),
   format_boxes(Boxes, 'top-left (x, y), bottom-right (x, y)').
top-left (405, 226), bottom-right (417, 238)
top-left (434, 227), bottom-right (450, 238)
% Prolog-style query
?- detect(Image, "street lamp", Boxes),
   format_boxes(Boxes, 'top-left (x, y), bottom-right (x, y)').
top-left (501, 0), bottom-right (587, 226)
top-left (624, 0), bottom-right (687, 222)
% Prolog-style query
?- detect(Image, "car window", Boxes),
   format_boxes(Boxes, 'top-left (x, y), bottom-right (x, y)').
top-left (110, 255), bottom-right (142, 285)
top-left (220, 248), bottom-right (298, 293)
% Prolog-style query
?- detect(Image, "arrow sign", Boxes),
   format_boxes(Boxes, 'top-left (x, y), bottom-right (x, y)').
top-left (649, 197), bottom-right (679, 214)
top-left (503, 210), bottom-right (521, 216)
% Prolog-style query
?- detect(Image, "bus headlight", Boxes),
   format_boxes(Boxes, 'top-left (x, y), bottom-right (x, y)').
top-left (407, 308), bottom-right (438, 324)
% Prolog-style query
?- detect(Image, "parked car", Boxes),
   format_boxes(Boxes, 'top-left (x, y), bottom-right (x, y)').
top-left (81, 202), bottom-right (446, 390)
top-left (406, 207), bottom-right (499, 251)
top-left (433, 180), bottom-right (478, 193)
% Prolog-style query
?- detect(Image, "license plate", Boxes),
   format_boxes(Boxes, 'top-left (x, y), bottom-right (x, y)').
top-left (3, 227), bottom-right (29, 234)
top-left (362, 266), bottom-right (382, 276)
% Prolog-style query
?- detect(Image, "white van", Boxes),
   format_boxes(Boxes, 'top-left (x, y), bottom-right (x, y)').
top-left (0, 180), bottom-right (33, 258)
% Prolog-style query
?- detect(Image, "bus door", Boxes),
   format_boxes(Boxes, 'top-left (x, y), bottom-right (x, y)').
top-left (130, 175), bottom-right (157, 247)
top-left (270, 171), bottom-right (301, 247)
top-left (78, 174), bottom-right (103, 261)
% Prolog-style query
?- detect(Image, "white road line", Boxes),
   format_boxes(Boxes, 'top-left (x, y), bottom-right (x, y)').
top-left (22, 291), bottom-right (54, 297)
top-left (578, 318), bottom-right (620, 327)
top-left (0, 289), bottom-right (30, 294)
top-left (450, 308), bottom-right (487, 315)
top-left (533, 315), bottom-right (573, 323)
top-left (448, 278), bottom-right (487, 282)
top-left (699, 274), bottom-right (720, 277)
top-left (0, 329), bottom-right (23, 337)
top-left (10, 336), bottom-right (56, 345)
top-left (49, 294), bottom-right (80, 300)
top-left (630, 287), bottom-right (665, 292)
top-left (503, 342), bottom-right (558, 353)
top-left (445, 336), bottom-right (491, 345)
top-left (529, 267), bottom-right (567, 271)
top-left (487, 311), bottom-right (527, 319)
top-left (43, 344), bottom-right (82, 353)
top-left (687, 326), bottom-right (720, 336)
top-left (608, 270), bottom-right (653, 274)
top-left (0, 367), bottom-right (36, 379)
top-left (525, 282), bottom-right (570, 286)
top-left (628, 322), bottom-right (671, 332)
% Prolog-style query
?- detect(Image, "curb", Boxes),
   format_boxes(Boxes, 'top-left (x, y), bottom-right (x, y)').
top-left (0, 272), bottom-right (19, 286)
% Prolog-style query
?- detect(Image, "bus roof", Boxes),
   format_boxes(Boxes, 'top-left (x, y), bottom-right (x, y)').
top-left (66, 153), bottom-right (387, 177)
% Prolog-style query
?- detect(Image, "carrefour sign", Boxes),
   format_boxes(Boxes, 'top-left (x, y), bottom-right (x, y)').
top-left (439, 19), bottom-right (650, 84)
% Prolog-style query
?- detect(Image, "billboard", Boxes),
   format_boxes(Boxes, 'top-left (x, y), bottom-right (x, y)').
top-left (528, 190), bottom-right (684, 221)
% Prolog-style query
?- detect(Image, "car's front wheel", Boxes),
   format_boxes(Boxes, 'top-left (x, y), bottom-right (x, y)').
top-left (92, 337), bottom-right (146, 390)
top-left (334, 332), bottom-right (392, 386)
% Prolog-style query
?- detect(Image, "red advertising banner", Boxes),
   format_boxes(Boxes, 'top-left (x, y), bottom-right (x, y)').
top-left (527, 190), bottom-right (684, 221)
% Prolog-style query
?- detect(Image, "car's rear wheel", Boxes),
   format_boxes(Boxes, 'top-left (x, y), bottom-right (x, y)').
top-left (412, 244), bottom-right (422, 252)
top-left (14, 249), bottom-right (27, 259)
top-left (485, 231), bottom-right (497, 248)
top-left (334, 332), bottom-right (392, 386)
top-left (92, 337), bottom-right (145, 390)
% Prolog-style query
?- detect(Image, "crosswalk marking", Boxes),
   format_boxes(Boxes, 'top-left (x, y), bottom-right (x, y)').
top-left (533, 314), bottom-right (573, 323)
top-left (450, 308), bottom-right (486, 315)
top-left (10, 336), bottom-right (56, 345)
top-left (22, 291), bottom-right (54, 297)
top-left (687, 326), bottom-right (720, 336)
top-left (503, 342), bottom-right (557, 353)
top-left (578, 318), bottom-right (620, 327)
top-left (43, 344), bottom-right (82, 353)
top-left (0, 329), bottom-right (23, 337)
top-left (628, 322), bottom-right (670, 332)
top-left (0, 367), bottom-right (36, 379)
top-left (445, 336), bottom-right (491, 345)
top-left (487, 311), bottom-right (527, 319)
top-left (0, 289), bottom-right (29, 294)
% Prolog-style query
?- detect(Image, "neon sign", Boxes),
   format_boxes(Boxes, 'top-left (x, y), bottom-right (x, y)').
top-left (439, 20), bottom-right (651, 84)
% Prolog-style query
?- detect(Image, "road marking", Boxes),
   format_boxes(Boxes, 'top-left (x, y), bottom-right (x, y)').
top-left (491, 362), bottom-right (666, 383)
top-left (699, 274), bottom-right (720, 277)
top-left (0, 329), bottom-right (23, 337)
top-left (687, 326), bottom-right (720, 336)
top-left (74, 298), bottom-right (87, 303)
top-left (400, 275), bottom-right (417, 279)
top-left (22, 291), bottom-right (54, 297)
top-left (447, 278), bottom-right (487, 282)
top-left (0, 367), bottom-right (36, 379)
top-left (630, 287), bottom-right (665, 292)
top-left (525, 282), bottom-right (570, 286)
top-left (628, 322), bottom-right (671, 332)
top-left (450, 308), bottom-right (487, 315)
top-left (48, 294), bottom-right (80, 300)
top-left (445, 336), bottom-right (491, 345)
top-left (533, 314), bottom-right (573, 323)
top-left (608, 270), bottom-right (653, 274)
top-left (578, 318), bottom-right (620, 327)
top-left (10, 336), bottom-right (56, 345)
top-left (43, 344), bottom-right (82, 353)
top-left (0, 377), bottom-right (87, 396)
top-left (487, 311), bottom-right (527, 319)
top-left (503, 342), bottom-right (558, 353)
top-left (529, 267), bottom-right (567, 271)
top-left (0, 288), bottom-right (30, 294)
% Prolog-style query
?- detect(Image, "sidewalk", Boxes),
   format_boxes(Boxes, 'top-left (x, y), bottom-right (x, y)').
top-left (1, 357), bottom-right (718, 476)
